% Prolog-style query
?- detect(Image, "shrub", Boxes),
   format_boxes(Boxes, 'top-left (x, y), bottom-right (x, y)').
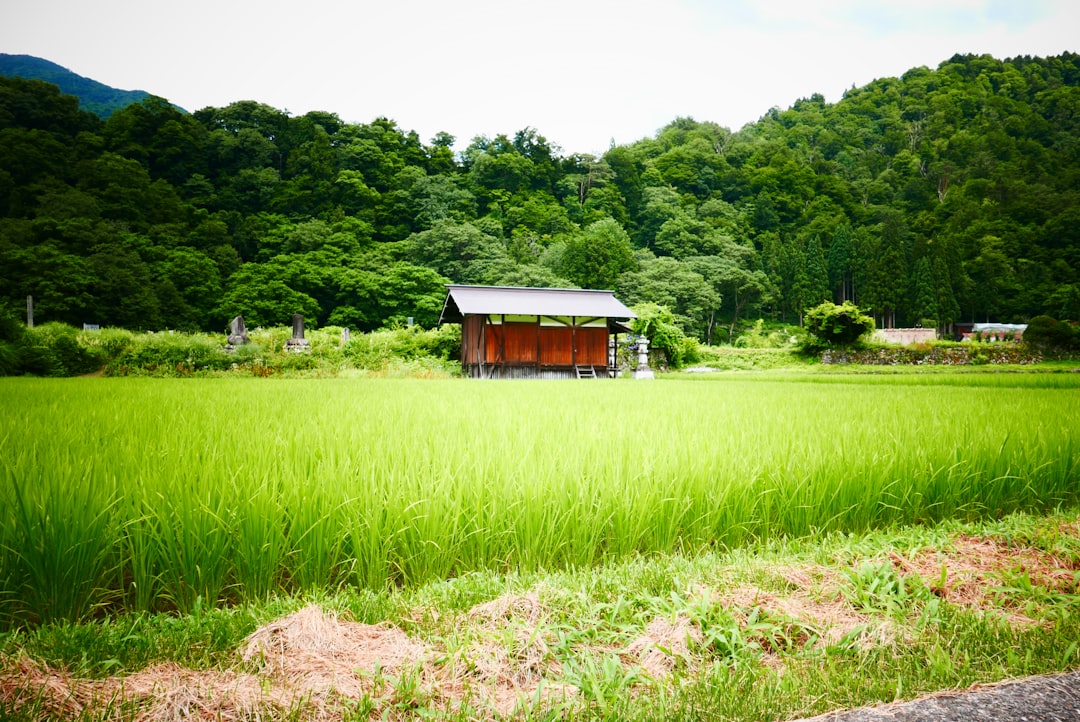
top-left (734, 319), bottom-right (802, 349)
top-left (1024, 315), bottom-right (1076, 354)
top-left (0, 308), bottom-right (25, 344)
top-left (15, 341), bottom-right (63, 376)
top-left (0, 341), bottom-right (21, 376)
top-left (105, 332), bottom-right (234, 376)
top-left (78, 328), bottom-right (135, 364)
top-left (343, 325), bottom-right (462, 371)
top-left (25, 323), bottom-right (103, 375)
top-left (804, 302), bottom-right (875, 347)
top-left (631, 303), bottom-right (698, 369)
top-left (0, 309), bottom-right (27, 376)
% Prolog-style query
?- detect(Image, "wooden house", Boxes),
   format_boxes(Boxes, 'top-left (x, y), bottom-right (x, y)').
top-left (438, 285), bottom-right (636, 378)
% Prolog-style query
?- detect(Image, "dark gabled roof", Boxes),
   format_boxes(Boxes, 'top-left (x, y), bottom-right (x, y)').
top-left (439, 285), bottom-right (636, 324)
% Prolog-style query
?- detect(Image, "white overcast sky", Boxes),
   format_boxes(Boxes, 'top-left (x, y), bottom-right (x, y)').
top-left (2, 0), bottom-right (1077, 155)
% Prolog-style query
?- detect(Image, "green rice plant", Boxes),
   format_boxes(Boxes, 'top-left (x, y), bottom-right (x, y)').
top-left (227, 473), bottom-right (289, 601)
top-left (2, 464), bottom-right (119, 624)
top-left (1, 374), bottom-right (1078, 626)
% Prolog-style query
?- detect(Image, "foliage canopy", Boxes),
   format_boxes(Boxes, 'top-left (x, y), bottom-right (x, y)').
top-left (2, 52), bottom-right (1079, 345)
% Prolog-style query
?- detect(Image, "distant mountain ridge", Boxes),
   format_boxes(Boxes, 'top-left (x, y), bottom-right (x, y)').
top-left (0, 54), bottom-right (179, 118)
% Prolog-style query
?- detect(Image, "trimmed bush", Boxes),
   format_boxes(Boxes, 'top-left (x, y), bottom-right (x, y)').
top-left (1024, 315), bottom-right (1077, 354)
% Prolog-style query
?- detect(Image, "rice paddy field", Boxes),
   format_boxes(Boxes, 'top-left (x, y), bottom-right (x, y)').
top-left (2, 372), bottom-right (1078, 630)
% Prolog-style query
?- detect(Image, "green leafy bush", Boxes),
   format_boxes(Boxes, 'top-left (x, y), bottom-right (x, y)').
top-left (105, 332), bottom-right (235, 376)
top-left (1024, 315), bottom-right (1077, 354)
top-left (733, 319), bottom-right (802, 349)
top-left (631, 303), bottom-right (699, 369)
top-left (803, 302), bottom-right (875, 348)
top-left (343, 325), bottom-right (461, 371)
top-left (0, 308), bottom-right (27, 375)
top-left (81, 328), bottom-right (135, 362)
top-left (25, 324), bottom-right (103, 375)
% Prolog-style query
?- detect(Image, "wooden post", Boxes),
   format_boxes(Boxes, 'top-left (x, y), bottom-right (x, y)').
top-left (571, 316), bottom-right (577, 369)
top-left (480, 316), bottom-right (486, 377)
top-left (26, 295), bottom-right (33, 328)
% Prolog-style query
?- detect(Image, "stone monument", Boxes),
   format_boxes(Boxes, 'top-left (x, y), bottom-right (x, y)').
top-left (341, 327), bottom-right (351, 344)
top-left (226, 315), bottom-right (250, 351)
top-left (284, 313), bottom-right (310, 352)
top-left (633, 336), bottom-right (654, 379)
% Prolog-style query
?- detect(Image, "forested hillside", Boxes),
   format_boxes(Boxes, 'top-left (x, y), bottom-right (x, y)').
top-left (1, 53), bottom-right (1078, 341)
top-left (0, 54), bottom-right (154, 119)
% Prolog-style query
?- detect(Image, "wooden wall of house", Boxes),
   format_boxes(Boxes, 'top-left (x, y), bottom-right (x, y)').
top-left (462, 315), bottom-right (485, 364)
top-left (485, 323), bottom-right (539, 365)
top-left (461, 314), bottom-right (610, 371)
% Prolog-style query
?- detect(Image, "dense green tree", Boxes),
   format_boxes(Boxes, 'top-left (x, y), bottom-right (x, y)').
top-left (405, 220), bottom-right (513, 285)
top-left (617, 252), bottom-right (720, 340)
top-left (827, 224), bottom-right (856, 303)
top-left (910, 256), bottom-right (938, 327)
top-left (686, 242), bottom-right (771, 343)
top-left (559, 218), bottom-right (637, 289)
top-left (103, 95), bottom-right (207, 185)
top-left (330, 260), bottom-right (448, 331)
top-left (88, 239), bottom-right (162, 329)
top-left (792, 234), bottom-right (830, 324)
top-left (216, 264), bottom-right (321, 329)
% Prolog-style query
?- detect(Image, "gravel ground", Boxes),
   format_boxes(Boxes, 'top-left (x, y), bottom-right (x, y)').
top-left (793, 672), bottom-right (1080, 721)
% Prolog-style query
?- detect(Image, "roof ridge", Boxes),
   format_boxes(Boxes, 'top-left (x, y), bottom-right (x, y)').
top-left (445, 284), bottom-right (616, 294)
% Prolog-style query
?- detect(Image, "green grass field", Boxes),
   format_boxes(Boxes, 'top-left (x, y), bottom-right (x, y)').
top-left (2, 373), bottom-right (1078, 629)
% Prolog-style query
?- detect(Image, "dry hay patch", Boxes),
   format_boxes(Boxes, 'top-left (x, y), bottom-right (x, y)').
top-left (0, 657), bottom-right (301, 722)
top-left (2, 606), bottom-right (443, 721)
top-left (771, 563), bottom-right (844, 594)
top-left (462, 591), bottom-right (555, 686)
top-left (445, 591), bottom-right (576, 717)
top-left (1, 602), bottom-right (581, 722)
top-left (887, 534), bottom-right (1080, 624)
top-left (622, 615), bottom-right (702, 679)
top-left (722, 584), bottom-right (895, 654)
top-left (242, 604), bottom-right (431, 698)
top-left (467, 590), bottom-right (546, 626)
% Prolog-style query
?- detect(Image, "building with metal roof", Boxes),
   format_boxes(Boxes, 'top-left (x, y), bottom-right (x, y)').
top-left (439, 285), bottom-right (636, 379)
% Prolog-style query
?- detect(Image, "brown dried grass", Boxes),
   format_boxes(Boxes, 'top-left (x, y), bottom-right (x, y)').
top-left (447, 591), bottom-right (575, 717)
top-left (242, 604), bottom-right (431, 698)
top-left (466, 591), bottom-right (545, 626)
top-left (721, 586), bottom-right (891, 650)
top-left (1, 657), bottom-right (302, 722)
top-left (886, 534), bottom-right (1079, 624)
top-left (622, 615), bottom-right (702, 679)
